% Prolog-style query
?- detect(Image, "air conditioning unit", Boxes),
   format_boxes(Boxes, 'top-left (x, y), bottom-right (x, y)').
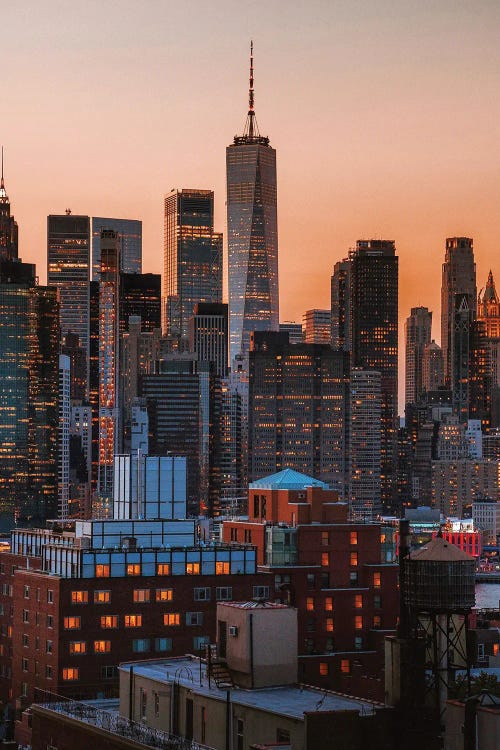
top-left (229, 625), bottom-right (238, 637)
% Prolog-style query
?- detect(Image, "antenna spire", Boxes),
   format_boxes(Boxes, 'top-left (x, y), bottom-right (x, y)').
top-left (248, 40), bottom-right (255, 138)
top-left (1, 147), bottom-right (4, 190)
top-left (235, 41), bottom-right (268, 145)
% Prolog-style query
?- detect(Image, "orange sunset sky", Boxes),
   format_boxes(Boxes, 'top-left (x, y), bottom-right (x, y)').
top-left (2, 0), bottom-right (499, 411)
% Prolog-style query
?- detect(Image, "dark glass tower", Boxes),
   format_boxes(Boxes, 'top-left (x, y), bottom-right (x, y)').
top-left (226, 43), bottom-right (279, 365)
top-left (350, 240), bottom-right (399, 513)
top-left (119, 272), bottom-right (161, 334)
top-left (92, 217), bottom-right (142, 280)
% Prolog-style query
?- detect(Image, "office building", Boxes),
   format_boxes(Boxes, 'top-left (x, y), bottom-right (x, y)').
top-left (350, 240), bottom-right (398, 512)
top-left (91, 217), bottom-right (142, 280)
top-left (119, 272), bottom-right (161, 334)
top-left (113, 454), bottom-right (187, 520)
top-left (349, 369), bottom-right (382, 520)
top-left (163, 189), bottom-right (222, 341)
top-left (248, 332), bottom-right (350, 496)
top-left (302, 308), bottom-right (331, 345)
top-left (478, 271), bottom-right (500, 427)
top-left (451, 292), bottom-right (473, 422)
top-left (422, 340), bottom-right (444, 393)
top-left (47, 213), bottom-right (90, 358)
top-left (441, 237), bottom-right (476, 385)
top-left (432, 459), bottom-right (498, 517)
top-left (404, 306), bottom-right (432, 407)
top-left (331, 258), bottom-right (351, 351)
top-left (61, 331), bottom-right (87, 402)
top-left (58, 355), bottom-right (71, 520)
top-left (226, 44), bottom-right (279, 365)
top-left (189, 302), bottom-right (228, 378)
top-left (279, 321), bottom-right (303, 344)
top-left (0, 152), bottom-right (18, 260)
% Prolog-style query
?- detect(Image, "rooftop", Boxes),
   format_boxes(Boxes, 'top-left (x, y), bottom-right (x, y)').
top-left (120, 657), bottom-right (382, 720)
top-left (409, 535), bottom-right (475, 562)
top-left (249, 469), bottom-right (329, 491)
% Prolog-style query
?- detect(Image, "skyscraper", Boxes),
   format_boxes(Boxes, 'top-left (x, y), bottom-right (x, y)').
top-left (302, 309), bottom-right (331, 345)
top-left (227, 43), bottom-right (279, 365)
top-left (330, 258), bottom-right (351, 351)
top-left (47, 212), bottom-right (91, 359)
top-left (119, 272), bottom-right (161, 334)
top-left (478, 271), bottom-right (500, 426)
top-left (0, 150), bottom-right (18, 261)
top-left (92, 217), bottom-right (142, 280)
top-left (422, 341), bottom-right (444, 393)
top-left (404, 306), bottom-right (432, 407)
top-left (350, 240), bottom-right (398, 512)
top-left (189, 302), bottom-right (229, 379)
top-left (349, 368), bottom-right (382, 520)
top-left (441, 237), bottom-right (476, 385)
top-left (163, 189), bottom-right (222, 341)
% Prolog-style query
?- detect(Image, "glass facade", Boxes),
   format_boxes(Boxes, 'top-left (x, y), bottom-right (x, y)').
top-left (163, 190), bottom-right (222, 341)
top-left (92, 217), bottom-right (142, 280)
top-left (119, 272), bottom-right (161, 334)
top-left (226, 140), bottom-right (279, 364)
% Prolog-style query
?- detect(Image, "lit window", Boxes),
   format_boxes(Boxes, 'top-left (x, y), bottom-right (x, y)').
top-left (124, 615), bottom-right (142, 628)
top-left (94, 640), bottom-right (111, 653)
top-left (340, 659), bottom-right (350, 674)
top-left (350, 552), bottom-right (358, 567)
top-left (62, 667), bottom-right (79, 681)
top-left (493, 644), bottom-right (499, 657)
top-left (63, 616), bottom-right (81, 630)
top-left (306, 597), bottom-right (314, 611)
top-left (350, 532), bottom-right (358, 546)
top-left (186, 563), bottom-right (200, 575)
top-left (69, 642), bottom-right (86, 655)
top-left (319, 662), bottom-right (328, 676)
top-left (94, 590), bottom-right (111, 604)
top-left (156, 589), bottom-right (173, 602)
top-left (321, 532), bottom-right (329, 546)
top-left (325, 597), bottom-right (333, 611)
top-left (157, 563), bottom-right (170, 575)
top-left (96, 564), bottom-right (110, 578)
top-left (373, 615), bottom-right (381, 628)
top-left (100, 615), bottom-right (119, 629)
top-left (71, 591), bottom-right (88, 604)
top-left (133, 589), bottom-right (150, 603)
top-left (354, 594), bottom-right (363, 609)
top-left (373, 572), bottom-right (381, 588)
top-left (321, 553), bottom-right (329, 567)
top-left (164, 613), bottom-right (180, 626)
top-left (127, 564), bottom-right (141, 576)
top-left (326, 618), bottom-right (334, 632)
top-left (216, 561), bottom-right (230, 575)
top-left (355, 616), bottom-right (363, 630)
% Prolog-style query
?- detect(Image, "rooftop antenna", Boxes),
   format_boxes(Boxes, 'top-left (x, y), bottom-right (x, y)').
top-left (248, 40), bottom-right (255, 138)
top-left (1, 146), bottom-right (4, 190)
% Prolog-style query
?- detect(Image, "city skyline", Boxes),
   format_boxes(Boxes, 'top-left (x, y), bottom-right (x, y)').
top-left (1, 1), bottom-right (499, 410)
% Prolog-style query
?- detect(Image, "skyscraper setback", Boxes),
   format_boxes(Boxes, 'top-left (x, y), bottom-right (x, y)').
top-left (227, 43), bottom-right (279, 365)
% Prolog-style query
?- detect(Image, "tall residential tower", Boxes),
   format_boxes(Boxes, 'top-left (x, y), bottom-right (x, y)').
top-left (441, 237), bottom-right (476, 385)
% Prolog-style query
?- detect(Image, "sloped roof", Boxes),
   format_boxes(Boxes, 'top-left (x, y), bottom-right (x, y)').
top-left (409, 535), bottom-right (474, 562)
top-left (249, 468), bottom-right (328, 491)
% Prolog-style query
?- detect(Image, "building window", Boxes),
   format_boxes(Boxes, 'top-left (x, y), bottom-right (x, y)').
top-left (350, 531), bottom-right (358, 545)
top-left (155, 637), bottom-right (172, 653)
top-left (230, 527), bottom-right (238, 542)
top-left (62, 667), bottom-right (79, 681)
top-left (350, 552), bottom-right (358, 567)
top-left (373, 615), bottom-right (381, 628)
top-left (321, 531), bottom-right (329, 546)
top-left (244, 529), bottom-right (252, 543)
top-left (253, 586), bottom-right (270, 599)
top-left (100, 615), bottom-right (119, 629)
top-left (63, 616), bottom-right (81, 630)
top-left (355, 636), bottom-right (363, 650)
top-left (321, 553), bottom-right (329, 567)
top-left (306, 597), bottom-right (314, 611)
top-left (22, 610), bottom-right (29, 624)
top-left (69, 641), bottom-right (86, 655)
top-left (216, 561), bottom-right (230, 575)
top-left (96, 564), bottom-right (110, 578)
top-left (236, 718), bottom-right (244, 750)
top-left (24, 585), bottom-right (30, 599)
top-left (253, 495), bottom-right (259, 517)
top-left (493, 644), bottom-right (499, 657)
top-left (354, 615), bottom-right (363, 630)
top-left (321, 572), bottom-right (330, 589)
top-left (186, 612), bottom-right (203, 626)
top-left (22, 634), bottom-right (29, 648)
top-left (22, 657), bottom-right (28, 672)
top-left (477, 643), bottom-right (485, 660)
top-left (133, 589), bottom-right (150, 603)
top-left (193, 636), bottom-right (210, 651)
top-left (157, 563), bottom-right (170, 575)
top-left (374, 595), bottom-right (381, 609)
top-left (305, 638), bottom-right (314, 655)
top-left (307, 573), bottom-right (315, 588)
top-left (373, 572), bottom-right (381, 588)
top-left (326, 618), bottom-right (334, 633)
top-left (132, 639), bottom-right (150, 654)
top-left (47, 590), bottom-right (54, 603)
top-left (277, 729), bottom-right (290, 743)
top-left (45, 665), bottom-right (53, 679)
top-left (319, 662), bottom-right (328, 676)
top-left (325, 637), bottom-right (334, 652)
top-left (350, 571), bottom-right (358, 585)
top-left (124, 615), bottom-right (142, 628)
top-left (325, 597), bottom-right (333, 611)
top-left (46, 641), bottom-right (53, 654)
top-left (216, 587), bottom-right (233, 601)
top-left (101, 666), bottom-right (118, 679)
top-left (94, 640), bottom-right (111, 653)
top-left (155, 692), bottom-right (160, 719)
top-left (47, 615), bottom-right (54, 628)
top-left (194, 588), bottom-right (210, 601)
top-left (164, 613), bottom-right (180, 626)
top-left (94, 590), bottom-right (111, 604)
top-left (354, 594), bottom-right (363, 609)
top-left (127, 564), bottom-right (141, 576)
top-left (71, 591), bottom-right (88, 604)
top-left (186, 563), bottom-right (200, 575)
top-left (340, 659), bottom-right (350, 674)
top-left (156, 588), bottom-right (173, 602)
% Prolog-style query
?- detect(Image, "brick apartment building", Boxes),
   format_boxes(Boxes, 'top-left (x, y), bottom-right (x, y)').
top-left (222, 469), bottom-right (399, 698)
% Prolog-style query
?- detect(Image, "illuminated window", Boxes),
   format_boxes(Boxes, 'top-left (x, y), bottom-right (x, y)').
top-left (63, 616), bottom-right (81, 630)
top-left (355, 616), bottom-right (363, 630)
top-left (124, 615), bottom-right (142, 628)
top-left (71, 591), bottom-right (88, 604)
top-left (326, 618), bottom-right (334, 632)
top-left (94, 590), bottom-right (111, 604)
top-left (373, 572), bottom-right (381, 588)
top-left (321, 532), bottom-right (329, 546)
top-left (350, 552), bottom-right (358, 567)
top-left (96, 564), bottom-right (110, 578)
top-left (306, 597), bottom-right (314, 611)
top-left (157, 563), bottom-right (170, 575)
top-left (186, 563), bottom-right (200, 575)
top-left (164, 613), bottom-right (180, 626)
top-left (373, 615), bottom-right (381, 628)
top-left (216, 561), bottom-right (230, 575)
top-left (354, 594), bottom-right (363, 609)
top-left (321, 553), bottom-right (329, 567)
top-left (127, 564), bottom-right (141, 576)
top-left (156, 589), bottom-right (173, 602)
top-left (133, 589), bottom-right (150, 603)
top-left (62, 667), bottom-right (79, 681)
top-left (340, 659), bottom-right (350, 674)
top-left (319, 662), bottom-right (328, 676)
top-left (325, 597), bottom-right (333, 611)
top-left (350, 531), bottom-right (358, 546)
top-left (493, 643), bottom-right (499, 657)
top-left (100, 615), bottom-right (118, 629)
top-left (69, 641), bottom-right (86, 655)
top-left (94, 640), bottom-right (111, 653)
